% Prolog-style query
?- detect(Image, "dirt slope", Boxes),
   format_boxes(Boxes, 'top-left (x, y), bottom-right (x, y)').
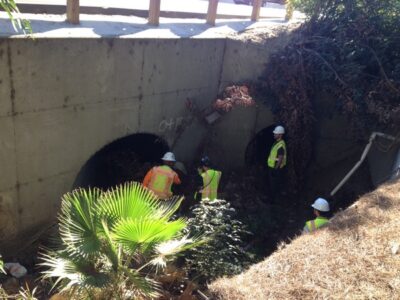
top-left (210, 179), bottom-right (400, 300)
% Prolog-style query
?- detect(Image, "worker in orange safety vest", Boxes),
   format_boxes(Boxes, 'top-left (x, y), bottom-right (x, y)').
top-left (143, 152), bottom-right (181, 200)
top-left (303, 198), bottom-right (330, 233)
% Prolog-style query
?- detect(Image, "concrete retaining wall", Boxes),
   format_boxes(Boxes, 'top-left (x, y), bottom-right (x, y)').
top-left (0, 38), bottom-right (227, 248)
top-left (0, 33), bottom-right (377, 250)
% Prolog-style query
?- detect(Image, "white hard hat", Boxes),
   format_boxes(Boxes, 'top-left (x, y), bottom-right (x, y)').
top-left (161, 152), bottom-right (176, 162)
top-left (311, 197), bottom-right (330, 212)
top-left (273, 125), bottom-right (285, 134)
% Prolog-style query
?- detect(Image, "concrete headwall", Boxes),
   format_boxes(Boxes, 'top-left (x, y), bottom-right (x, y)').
top-left (0, 32), bottom-right (377, 250)
top-left (0, 38), bottom-right (227, 248)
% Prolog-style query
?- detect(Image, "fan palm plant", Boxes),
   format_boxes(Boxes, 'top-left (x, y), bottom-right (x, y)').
top-left (0, 255), bottom-right (4, 274)
top-left (41, 182), bottom-right (199, 299)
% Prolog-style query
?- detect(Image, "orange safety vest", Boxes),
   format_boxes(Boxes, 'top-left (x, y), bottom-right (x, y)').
top-left (147, 166), bottom-right (176, 199)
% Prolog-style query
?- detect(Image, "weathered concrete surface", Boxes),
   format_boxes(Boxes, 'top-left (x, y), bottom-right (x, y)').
top-left (0, 38), bottom-right (226, 250)
top-left (0, 17), bottom-right (380, 252)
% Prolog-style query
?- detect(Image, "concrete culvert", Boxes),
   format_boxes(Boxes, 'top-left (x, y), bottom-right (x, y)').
top-left (73, 133), bottom-right (169, 190)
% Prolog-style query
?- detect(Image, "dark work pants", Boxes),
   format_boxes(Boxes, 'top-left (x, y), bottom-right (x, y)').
top-left (268, 167), bottom-right (285, 202)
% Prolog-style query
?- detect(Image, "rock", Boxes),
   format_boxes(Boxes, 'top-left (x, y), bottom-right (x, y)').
top-left (4, 262), bottom-right (27, 278)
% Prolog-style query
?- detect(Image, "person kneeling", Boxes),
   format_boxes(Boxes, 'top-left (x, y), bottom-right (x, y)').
top-left (303, 197), bottom-right (330, 233)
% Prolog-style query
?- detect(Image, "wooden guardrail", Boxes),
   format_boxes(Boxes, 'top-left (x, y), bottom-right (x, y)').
top-left (66, 0), bottom-right (79, 24)
top-left (66, 0), bottom-right (264, 25)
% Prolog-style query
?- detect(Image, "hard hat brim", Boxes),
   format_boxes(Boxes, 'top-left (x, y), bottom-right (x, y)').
top-left (273, 130), bottom-right (284, 134)
top-left (311, 203), bottom-right (329, 212)
top-left (162, 158), bottom-right (176, 162)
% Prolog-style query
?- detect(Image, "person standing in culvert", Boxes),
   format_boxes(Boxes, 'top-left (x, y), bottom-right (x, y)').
top-left (267, 125), bottom-right (287, 201)
top-left (303, 198), bottom-right (330, 233)
top-left (143, 152), bottom-right (181, 200)
top-left (197, 156), bottom-right (222, 201)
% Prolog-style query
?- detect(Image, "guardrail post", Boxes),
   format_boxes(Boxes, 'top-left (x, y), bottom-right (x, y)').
top-left (251, 0), bottom-right (262, 21)
top-left (148, 0), bottom-right (161, 25)
top-left (66, 0), bottom-right (80, 24)
top-left (206, 0), bottom-right (219, 26)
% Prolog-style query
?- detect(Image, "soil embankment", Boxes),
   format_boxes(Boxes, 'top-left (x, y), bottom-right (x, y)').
top-left (210, 178), bottom-right (400, 299)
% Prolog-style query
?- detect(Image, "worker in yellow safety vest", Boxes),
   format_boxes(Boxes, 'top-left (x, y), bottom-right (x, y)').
top-left (143, 152), bottom-right (181, 200)
top-left (303, 198), bottom-right (330, 233)
top-left (267, 125), bottom-right (287, 201)
top-left (197, 156), bottom-right (222, 201)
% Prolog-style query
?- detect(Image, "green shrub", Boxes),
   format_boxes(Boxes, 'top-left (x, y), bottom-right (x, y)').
top-left (183, 199), bottom-right (254, 282)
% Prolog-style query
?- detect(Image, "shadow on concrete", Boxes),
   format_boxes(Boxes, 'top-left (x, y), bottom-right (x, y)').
top-left (0, 14), bottom-right (287, 38)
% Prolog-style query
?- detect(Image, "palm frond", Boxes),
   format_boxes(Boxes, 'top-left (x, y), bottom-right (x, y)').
top-left (59, 188), bottom-right (102, 257)
top-left (151, 235), bottom-right (206, 270)
top-left (153, 196), bottom-right (184, 220)
top-left (113, 218), bottom-right (186, 253)
top-left (100, 219), bottom-right (119, 271)
top-left (0, 256), bottom-right (5, 274)
top-left (40, 252), bottom-right (111, 293)
top-left (97, 182), bottom-right (161, 223)
top-left (120, 265), bottom-right (161, 298)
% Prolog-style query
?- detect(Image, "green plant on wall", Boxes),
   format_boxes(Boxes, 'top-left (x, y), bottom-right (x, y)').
top-left (41, 182), bottom-right (200, 299)
top-left (1, 0), bottom-right (31, 32)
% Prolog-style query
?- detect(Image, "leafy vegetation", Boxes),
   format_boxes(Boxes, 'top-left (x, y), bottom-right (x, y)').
top-left (41, 182), bottom-right (200, 299)
top-left (1, 0), bottom-right (31, 32)
top-left (183, 199), bottom-right (254, 282)
top-left (256, 0), bottom-right (400, 192)
top-left (0, 255), bottom-right (4, 274)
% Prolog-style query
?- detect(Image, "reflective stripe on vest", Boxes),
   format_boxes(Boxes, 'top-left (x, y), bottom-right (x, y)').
top-left (147, 166), bottom-right (175, 199)
top-left (201, 169), bottom-right (221, 200)
top-left (267, 140), bottom-right (287, 168)
top-left (306, 217), bottom-right (329, 232)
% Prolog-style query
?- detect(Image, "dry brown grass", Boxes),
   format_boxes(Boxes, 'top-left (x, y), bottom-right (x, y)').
top-left (210, 179), bottom-right (400, 300)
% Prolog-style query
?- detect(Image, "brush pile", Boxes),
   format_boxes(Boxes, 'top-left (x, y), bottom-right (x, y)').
top-left (213, 85), bottom-right (255, 112)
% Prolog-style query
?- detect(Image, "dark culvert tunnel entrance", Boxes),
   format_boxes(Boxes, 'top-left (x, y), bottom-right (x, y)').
top-left (73, 133), bottom-right (170, 190)
top-left (245, 125), bottom-right (277, 166)
top-left (229, 124), bottom-right (376, 257)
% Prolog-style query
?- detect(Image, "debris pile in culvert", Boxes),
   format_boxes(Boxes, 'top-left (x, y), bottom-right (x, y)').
top-left (209, 179), bottom-right (400, 300)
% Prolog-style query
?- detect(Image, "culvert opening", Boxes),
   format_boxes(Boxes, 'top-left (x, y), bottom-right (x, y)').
top-left (245, 125), bottom-right (277, 166)
top-left (73, 133), bottom-right (169, 190)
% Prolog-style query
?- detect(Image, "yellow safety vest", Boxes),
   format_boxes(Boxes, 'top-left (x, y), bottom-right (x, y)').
top-left (147, 166), bottom-right (176, 199)
top-left (305, 217), bottom-right (329, 232)
top-left (267, 140), bottom-right (287, 168)
top-left (201, 169), bottom-right (221, 201)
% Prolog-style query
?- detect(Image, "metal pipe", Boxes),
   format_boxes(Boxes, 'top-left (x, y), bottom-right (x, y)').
top-left (330, 132), bottom-right (399, 197)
